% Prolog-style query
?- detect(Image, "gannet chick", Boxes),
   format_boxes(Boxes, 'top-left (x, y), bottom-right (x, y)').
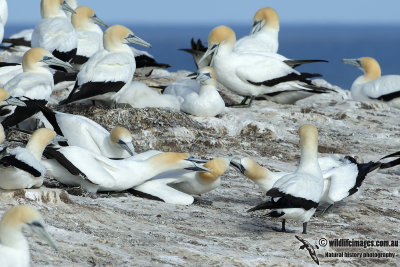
top-left (164, 67), bottom-right (225, 117)
top-left (0, 128), bottom-right (56, 189)
top-left (133, 157), bottom-right (230, 205)
top-left (70, 6), bottom-right (108, 68)
top-left (42, 147), bottom-right (208, 193)
top-left (0, 205), bottom-right (57, 267)
top-left (1, 48), bottom-right (72, 129)
top-left (60, 25), bottom-right (152, 105)
top-left (248, 124), bottom-right (324, 234)
top-left (200, 26), bottom-right (328, 107)
top-left (343, 57), bottom-right (400, 108)
top-left (31, 0), bottom-right (77, 64)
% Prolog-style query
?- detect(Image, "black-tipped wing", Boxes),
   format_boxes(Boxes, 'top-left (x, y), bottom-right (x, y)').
top-left (0, 154), bottom-right (42, 177)
top-left (247, 72), bottom-right (322, 87)
top-left (283, 59), bottom-right (328, 68)
top-left (0, 62), bottom-right (21, 67)
top-left (1, 99), bottom-right (47, 129)
top-left (2, 38), bottom-right (31, 48)
top-left (70, 54), bottom-right (89, 65)
top-left (52, 48), bottom-right (77, 63)
top-left (345, 156), bottom-right (381, 196)
top-left (43, 146), bottom-right (87, 178)
top-left (53, 71), bottom-right (78, 85)
top-left (372, 90), bottom-right (400, 102)
top-left (135, 55), bottom-right (170, 69)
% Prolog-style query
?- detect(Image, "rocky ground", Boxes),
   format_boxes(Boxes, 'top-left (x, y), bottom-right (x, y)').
top-left (0, 72), bottom-right (399, 266)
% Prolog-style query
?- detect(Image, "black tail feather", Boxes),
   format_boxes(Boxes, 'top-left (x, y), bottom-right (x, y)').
top-left (284, 59), bottom-right (328, 68)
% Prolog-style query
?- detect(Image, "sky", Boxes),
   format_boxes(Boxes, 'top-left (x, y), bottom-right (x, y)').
top-left (6, 0), bottom-right (400, 26)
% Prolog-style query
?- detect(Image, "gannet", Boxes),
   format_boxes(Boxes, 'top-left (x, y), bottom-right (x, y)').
top-left (343, 57), bottom-right (400, 108)
top-left (0, 48), bottom-right (72, 129)
top-left (163, 67), bottom-right (225, 117)
top-left (37, 105), bottom-right (134, 157)
top-left (0, 205), bottom-right (57, 267)
top-left (60, 25), bottom-right (151, 105)
top-left (0, 88), bottom-right (27, 114)
top-left (42, 146), bottom-right (208, 193)
top-left (0, 128), bottom-right (56, 190)
top-left (248, 124), bottom-right (324, 234)
top-left (31, 0), bottom-right (77, 64)
top-left (70, 6), bottom-right (108, 68)
top-left (133, 157), bottom-right (230, 205)
top-left (0, 0), bottom-right (7, 43)
top-left (200, 26), bottom-right (330, 107)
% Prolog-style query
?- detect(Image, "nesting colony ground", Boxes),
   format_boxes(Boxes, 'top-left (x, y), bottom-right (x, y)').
top-left (0, 74), bottom-right (399, 266)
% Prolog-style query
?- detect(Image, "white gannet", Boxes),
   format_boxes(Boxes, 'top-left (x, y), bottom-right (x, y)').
top-left (133, 157), bottom-right (230, 205)
top-left (31, 0), bottom-right (77, 64)
top-left (70, 6), bottom-right (108, 68)
top-left (42, 147), bottom-right (208, 193)
top-left (60, 25), bottom-right (151, 105)
top-left (343, 57), bottom-right (400, 108)
top-left (0, 0), bottom-right (7, 43)
top-left (200, 26), bottom-right (330, 107)
top-left (0, 128), bottom-right (56, 190)
top-left (37, 105), bottom-right (134, 158)
top-left (1, 48), bottom-right (72, 129)
top-left (0, 205), bottom-right (57, 267)
top-left (248, 124), bottom-right (324, 234)
top-left (163, 67), bottom-right (225, 117)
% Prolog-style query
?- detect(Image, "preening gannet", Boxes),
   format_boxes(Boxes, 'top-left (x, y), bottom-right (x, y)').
top-left (343, 57), bottom-right (400, 108)
top-left (37, 105), bottom-right (134, 158)
top-left (0, 128), bottom-right (56, 189)
top-left (0, 205), bottom-right (57, 267)
top-left (70, 6), bottom-right (108, 67)
top-left (60, 25), bottom-right (151, 105)
top-left (163, 67), bottom-right (225, 117)
top-left (42, 147), bottom-right (208, 193)
top-left (200, 26), bottom-right (329, 107)
top-left (248, 125), bottom-right (324, 234)
top-left (31, 0), bottom-right (77, 65)
top-left (0, 48), bottom-right (72, 129)
top-left (133, 157), bottom-right (230, 205)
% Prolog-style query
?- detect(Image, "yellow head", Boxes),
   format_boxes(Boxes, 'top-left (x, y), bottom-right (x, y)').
top-left (240, 157), bottom-right (269, 182)
top-left (208, 25), bottom-right (236, 48)
top-left (22, 48), bottom-right (52, 72)
top-left (360, 57), bottom-right (381, 81)
top-left (253, 7), bottom-right (280, 30)
top-left (0, 88), bottom-right (10, 103)
top-left (110, 126), bottom-right (132, 144)
top-left (104, 25), bottom-right (151, 51)
top-left (26, 128), bottom-right (57, 160)
top-left (71, 6), bottom-right (95, 29)
top-left (199, 158), bottom-right (230, 183)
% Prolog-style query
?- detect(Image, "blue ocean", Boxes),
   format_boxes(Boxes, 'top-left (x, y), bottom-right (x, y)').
top-left (6, 24), bottom-right (400, 89)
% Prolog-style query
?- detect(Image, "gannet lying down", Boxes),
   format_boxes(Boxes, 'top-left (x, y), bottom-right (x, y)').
top-left (247, 125), bottom-right (324, 234)
top-left (343, 57), bottom-right (400, 108)
top-left (0, 205), bottom-right (57, 267)
top-left (133, 157), bottom-right (230, 205)
top-left (42, 147), bottom-right (208, 193)
top-left (0, 128), bottom-right (56, 190)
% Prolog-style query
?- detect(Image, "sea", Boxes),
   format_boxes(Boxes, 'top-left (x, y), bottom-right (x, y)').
top-left (5, 24), bottom-right (400, 89)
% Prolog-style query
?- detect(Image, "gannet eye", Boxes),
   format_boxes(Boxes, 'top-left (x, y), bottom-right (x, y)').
top-left (42, 56), bottom-right (51, 61)
top-left (29, 221), bottom-right (44, 228)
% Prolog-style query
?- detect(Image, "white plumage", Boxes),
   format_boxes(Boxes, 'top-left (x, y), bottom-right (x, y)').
top-left (0, 0), bottom-right (7, 43)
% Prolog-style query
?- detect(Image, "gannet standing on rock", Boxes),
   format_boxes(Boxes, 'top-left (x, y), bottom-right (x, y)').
top-left (0, 128), bottom-right (56, 190)
top-left (60, 25), bottom-right (152, 105)
top-left (164, 67), bottom-right (225, 117)
top-left (200, 26), bottom-right (331, 107)
top-left (343, 57), bottom-right (400, 108)
top-left (0, 205), bottom-right (57, 267)
top-left (31, 0), bottom-right (77, 64)
top-left (248, 124), bottom-right (324, 234)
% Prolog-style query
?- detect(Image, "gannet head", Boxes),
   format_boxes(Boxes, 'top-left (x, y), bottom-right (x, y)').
top-left (72, 6), bottom-right (108, 30)
top-left (251, 7), bottom-right (280, 34)
top-left (230, 157), bottom-right (269, 182)
top-left (22, 48), bottom-right (73, 73)
top-left (342, 57), bottom-right (381, 82)
top-left (196, 66), bottom-right (217, 86)
top-left (0, 205), bottom-right (57, 250)
top-left (104, 25), bottom-right (152, 52)
top-left (198, 157), bottom-right (230, 183)
top-left (298, 124), bottom-right (319, 156)
top-left (26, 128), bottom-right (57, 160)
top-left (199, 25), bottom-right (236, 65)
top-left (110, 126), bottom-right (135, 156)
top-left (41, 0), bottom-right (76, 18)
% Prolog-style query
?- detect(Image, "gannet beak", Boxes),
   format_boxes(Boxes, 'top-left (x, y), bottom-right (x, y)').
top-left (230, 158), bottom-right (246, 173)
top-left (42, 56), bottom-right (74, 72)
top-left (184, 162), bottom-right (210, 172)
top-left (61, 0), bottom-right (76, 14)
top-left (28, 222), bottom-right (57, 251)
top-left (5, 97), bottom-right (26, 107)
top-left (186, 72), bottom-right (197, 79)
top-left (199, 44), bottom-right (218, 65)
top-left (251, 20), bottom-right (264, 34)
top-left (91, 14), bottom-right (108, 28)
top-left (196, 72), bottom-right (211, 83)
top-left (53, 134), bottom-right (68, 143)
top-left (118, 140), bottom-right (135, 156)
top-left (342, 58), bottom-right (361, 68)
top-left (125, 34), bottom-right (152, 48)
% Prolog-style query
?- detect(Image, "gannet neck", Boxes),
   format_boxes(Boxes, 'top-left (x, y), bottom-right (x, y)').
top-left (22, 48), bottom-right (52, 74)
top-left (198, 158), bottom-right (229, 183)
top-left (361, 57), bottom-right (381, 82)
top-left (41, 0), bottom-right (66, 19)
top-left (147, 152), bottom-right (191, 173)
top-left (298, 124), bottom-right (320, 171)
top-left (103, 25), bottom-right (134, 54)
top-left (72, 6), bottom-right (95, 30)
top-left (0, 124), bottom-right (5, 144)
top-left (25, 128), bottom-right (56, 160)
top-left (0, 88), bottom-right (10, 103)
top-left (242, 157), bottom-right (272, 182)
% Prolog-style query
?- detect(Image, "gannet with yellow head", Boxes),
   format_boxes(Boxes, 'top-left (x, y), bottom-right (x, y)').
top-left (343, 57), bottom-right (400, 108)
top-left (0, 128), bottom-right (56, 189)
top-left (31, 0), bottom-right (78, 64)
top-left (60, 24), bottom-right (152, 105)
top-left (248, 124), bottom-right (324, 234)
top-left (0, 205), bottom-right (57, 267)
top-left (200, 26), bottom-right (329, 107)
